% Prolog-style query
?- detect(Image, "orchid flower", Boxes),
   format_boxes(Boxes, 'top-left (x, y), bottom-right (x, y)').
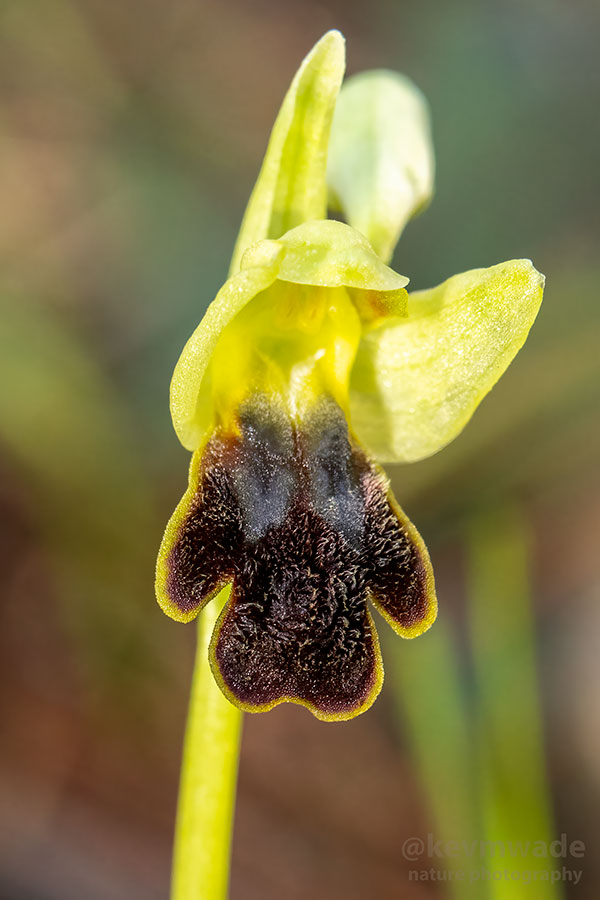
top-left (155, 31), bottom-right (544, 722)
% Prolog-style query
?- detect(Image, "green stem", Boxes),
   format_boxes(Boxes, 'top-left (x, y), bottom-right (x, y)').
top-left (386, 620), bottom-right (480, 900)
top-left (466, 504), bottom-right (559, 900)
top-left (171, 593), bottom-right (243, 900)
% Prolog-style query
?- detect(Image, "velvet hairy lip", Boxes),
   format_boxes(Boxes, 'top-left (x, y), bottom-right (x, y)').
top-left (155, 31), bottom-right (544, 721)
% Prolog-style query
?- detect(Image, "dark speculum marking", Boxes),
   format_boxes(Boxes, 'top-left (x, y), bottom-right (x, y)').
top-left (166, 396), bottom-right (433, 717)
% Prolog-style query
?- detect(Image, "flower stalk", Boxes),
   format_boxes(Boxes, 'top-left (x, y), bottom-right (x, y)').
top-left (171, 593), bottom-right (242, 900)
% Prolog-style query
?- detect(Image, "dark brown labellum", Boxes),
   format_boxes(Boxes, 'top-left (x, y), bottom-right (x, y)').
top-left (165, 395), bottom-right (435, 719)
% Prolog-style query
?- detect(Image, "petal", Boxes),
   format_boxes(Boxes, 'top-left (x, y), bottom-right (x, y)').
top-left (229, 30), bottom-right (346, 274)
top-left (170, 241), bottom-right (284, 450)
top-left (327, 70), bottom-right (435, 263)
top-left (350, 259), bottom-right (545, 462)
top-left (361, 466), bottom-right (437, 637)
top-left (205, 395), bottom-right (384, 720)
top-left (209, 505), bottom-right (383, 722)
top-left (159, 392), bottom-right (436, 718)
top-left (173, 393), bottom-right (387, 720)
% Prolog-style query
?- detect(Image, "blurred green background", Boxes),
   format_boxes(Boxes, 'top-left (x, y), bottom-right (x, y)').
top-left (1, 1), bottom-right (599, 898)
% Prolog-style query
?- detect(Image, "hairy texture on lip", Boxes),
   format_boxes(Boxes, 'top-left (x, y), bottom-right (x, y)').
top-left (163, 396), bottom-right (434, 719)
top-left (165, 460), bottom-right (239, 616)
top-left (363, 475), bottom-right (434, 634)
top-left (214, 502), bottom-right (381, 717)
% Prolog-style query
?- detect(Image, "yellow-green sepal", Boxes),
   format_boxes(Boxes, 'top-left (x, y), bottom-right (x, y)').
top-left (229, 30), bottom-right (345, 275)
top-left (170, 242), bottom-right (285, 451)
top-left (349, 259), bottom-right (545, 462)
top-left (327, 70), bottom-right (434, 264)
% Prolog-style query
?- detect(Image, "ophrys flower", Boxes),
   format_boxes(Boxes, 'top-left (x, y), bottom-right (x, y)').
top-left (155, 31), bottom-right (544, 721)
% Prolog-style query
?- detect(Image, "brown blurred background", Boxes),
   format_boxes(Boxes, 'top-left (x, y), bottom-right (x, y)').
top-left (1, 1), bottom-right (599, 898)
